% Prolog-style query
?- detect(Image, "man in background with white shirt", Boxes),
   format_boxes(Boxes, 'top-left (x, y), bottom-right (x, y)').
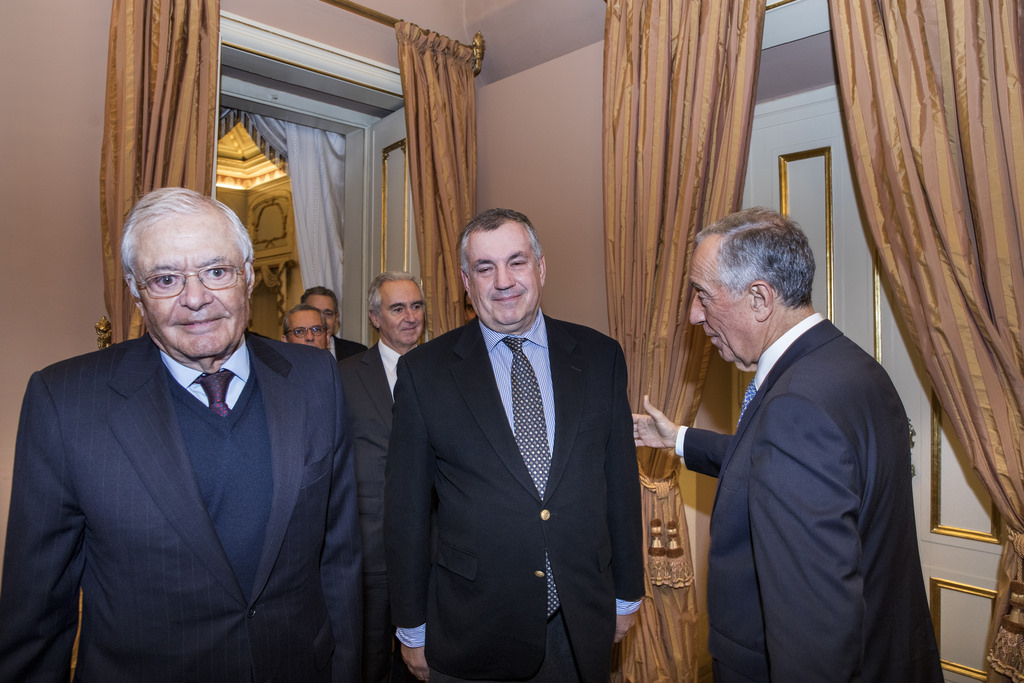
top-left (338, 271), bottom-right (424, 683)
top-left (634, 207), bottom-right (942, 682)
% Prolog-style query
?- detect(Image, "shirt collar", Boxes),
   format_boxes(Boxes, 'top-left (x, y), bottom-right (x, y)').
top-left (753, 312), bottom-right (824, 389)
top-left (479, 310), bottom-right (548, 352)
top-left (160, 339), bottom-right (251, 389)
top-left (377, 339), bottom-right (403, 368)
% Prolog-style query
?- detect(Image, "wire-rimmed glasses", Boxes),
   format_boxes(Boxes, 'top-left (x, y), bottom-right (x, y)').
top-left (136, 265), bottom-right (243, 299)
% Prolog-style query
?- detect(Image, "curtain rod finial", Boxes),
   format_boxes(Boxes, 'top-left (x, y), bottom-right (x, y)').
top-left (473, 32), bottom-right (485, 76)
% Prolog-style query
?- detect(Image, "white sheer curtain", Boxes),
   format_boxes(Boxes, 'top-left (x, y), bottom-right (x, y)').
top-left (247, 114), bottom-right (347, 299)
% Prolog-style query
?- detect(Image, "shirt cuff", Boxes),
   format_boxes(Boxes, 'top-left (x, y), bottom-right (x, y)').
top-left (396, 624), bottom-right (426, 648)
top-left (616, 598), bottom-right (642, 615)
top-left (675, 425), bottom-right (688, 456)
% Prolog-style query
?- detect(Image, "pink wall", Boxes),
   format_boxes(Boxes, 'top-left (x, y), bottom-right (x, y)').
top-left (477, 42), bottom-right (609, 334)
top-left (0, 2), bottom-right (112, 560)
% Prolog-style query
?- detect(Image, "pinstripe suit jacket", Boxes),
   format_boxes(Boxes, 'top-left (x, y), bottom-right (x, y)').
top-left (0, 334), bottom-right (362, 682)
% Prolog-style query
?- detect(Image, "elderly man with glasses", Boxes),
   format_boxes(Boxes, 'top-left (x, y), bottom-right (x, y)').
top-left (282, 303), bottom-right (330, 350)
top-left (0, 187), bottom-right (362, 682)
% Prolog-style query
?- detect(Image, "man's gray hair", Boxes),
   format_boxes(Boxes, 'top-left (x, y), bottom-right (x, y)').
top-left (696, 207), bottom-right (815, 308)
top-left (283, 303), bottom-right (326, 332)
top-left (121, 187), bottom-right (254, 297)
top-left (459, 208), bottom-right (543, 273)
top-left (367, 271), bottom-right (422, 315)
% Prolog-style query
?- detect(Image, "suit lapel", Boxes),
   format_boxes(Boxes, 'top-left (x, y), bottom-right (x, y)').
top-left (546, 318), bottom-right (584, 500)
top-left (731, 320), bottom-right (843, 444)
top-left (361, 345), bottom-right (394, 426)
top-left (450, 324), bottom-right (541, 498)
top-left (108, 337), bottom-right (245, 603)
top-left (246, 336), bottom-right (302, 599)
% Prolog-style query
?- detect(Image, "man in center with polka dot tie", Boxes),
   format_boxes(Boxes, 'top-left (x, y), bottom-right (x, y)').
top-left (385, 208), bottom-right (643, 683)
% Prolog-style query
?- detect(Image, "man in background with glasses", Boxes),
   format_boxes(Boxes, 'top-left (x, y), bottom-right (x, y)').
top-left (302, 285), bottom-right (367, 361)
top-left (282, 302), bottom-right (330, 351)
top-left (0, 187), bottom-right (362, 682)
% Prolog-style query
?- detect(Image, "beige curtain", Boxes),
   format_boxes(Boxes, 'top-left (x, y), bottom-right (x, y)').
top-left (100, 0), bottom-right (221, 342)
top-left (603, 0), bottom-right (764, 680)
top-left (828, 0), bottom-right (1024, 679)
top-left (395, 22), bottom-right (477, 339)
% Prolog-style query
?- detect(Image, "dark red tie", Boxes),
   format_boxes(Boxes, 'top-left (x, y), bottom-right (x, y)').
top-left (197, 370), bottom-right (234, 417)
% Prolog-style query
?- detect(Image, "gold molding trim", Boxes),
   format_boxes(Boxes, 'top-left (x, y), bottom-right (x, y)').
top-left (779, 146), bottom-right (833, 319)
top-left (381, 139), bottom-right (410, 273)
top-left (766, 0), bottom-right (801, 9)
top-left (929, 577), bottom-right (997, 680)
top-left (930, 392), bottom-right (1003, 543)
top-left (872, 252), bottom-right (882, 363)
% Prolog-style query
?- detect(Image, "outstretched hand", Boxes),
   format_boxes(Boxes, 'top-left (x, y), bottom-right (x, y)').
top-left (632, 395), bottom-right (680, 449)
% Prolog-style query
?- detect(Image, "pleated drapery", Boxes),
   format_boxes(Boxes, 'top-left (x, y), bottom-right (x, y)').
top-left (602, 0), bottom-right (764, 680)
top-left (245, 113), bottom-right (348, 305)
top-left (828, 1), bottom-right (1024, 678)
top-left (100, 0), bottom-right (221, 342)
top-left (395, 21), bottom-right (477, 339)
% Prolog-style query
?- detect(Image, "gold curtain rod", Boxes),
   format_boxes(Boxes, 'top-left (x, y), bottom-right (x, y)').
top-left (319, 0), bottom-right (486, 75)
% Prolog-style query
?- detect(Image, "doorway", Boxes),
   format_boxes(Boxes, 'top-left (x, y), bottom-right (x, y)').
top-left (217, 12), bottom-right (409, 343)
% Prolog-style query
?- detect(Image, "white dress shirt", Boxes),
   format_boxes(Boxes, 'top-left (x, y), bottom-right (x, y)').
top-left (674, 312), bottom-right (824, 455)
top-left (160, 341), bottom-right (251, 409)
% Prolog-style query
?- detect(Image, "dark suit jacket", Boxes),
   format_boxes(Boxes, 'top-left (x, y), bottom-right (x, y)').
top-left (384, 317), bottom-right (643, 683)
top-left (334, 335), bottom-right (368, 362)
top-left (0, 334), bottom-right (362, 682)
top-left (685, 320), bottom-right (942, 682)
top-left (338, 344), bottom-right (393, 574)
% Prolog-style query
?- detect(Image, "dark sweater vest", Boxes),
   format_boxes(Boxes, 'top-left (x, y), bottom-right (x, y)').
top-left (169, 371), bottom-right (273, 599)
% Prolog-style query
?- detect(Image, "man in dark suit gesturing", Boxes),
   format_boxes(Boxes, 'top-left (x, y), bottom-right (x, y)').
top-left (0, 188), bottom-right (362, 681)
top-left (339, 270), bottom-right (424, 683)
top-left (385, 208), bottom-right (643, 683)
top-left (634, 208), bottom-right (942, 682)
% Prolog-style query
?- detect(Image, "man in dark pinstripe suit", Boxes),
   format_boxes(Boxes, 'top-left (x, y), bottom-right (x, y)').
top-left (0, 188), bottom-right (362, 681)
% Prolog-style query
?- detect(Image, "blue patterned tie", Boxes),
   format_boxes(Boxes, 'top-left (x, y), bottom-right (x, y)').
top-left (197, 370), bottom-right (234, 417)
top-left (502, 336), bottom-right (558, 616)
top-left (738, 379), bottom-right (756, 427)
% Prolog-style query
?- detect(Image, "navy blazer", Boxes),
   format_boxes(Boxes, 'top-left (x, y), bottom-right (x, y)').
top-left (384, 317), bottom-right (643, 683)
top-left (339, 344), bottom-right (394, 574)
top-left (0, 334), bottom-right (362, 682)
top-left (685, 320), bottom-right (942, 682)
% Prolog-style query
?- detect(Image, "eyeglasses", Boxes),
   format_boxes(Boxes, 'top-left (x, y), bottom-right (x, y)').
top-left (136, 265), bottom-right (243, 299)
top-left (286, 326), bottom-right (326, 338)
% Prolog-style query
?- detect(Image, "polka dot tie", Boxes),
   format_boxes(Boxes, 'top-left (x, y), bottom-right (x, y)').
top-left (197, 370), bottom-right (234, 417)
top-left (738, 378), bottom-right (756, 427)
top-left (502, 336), bottom-right (558, 616)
